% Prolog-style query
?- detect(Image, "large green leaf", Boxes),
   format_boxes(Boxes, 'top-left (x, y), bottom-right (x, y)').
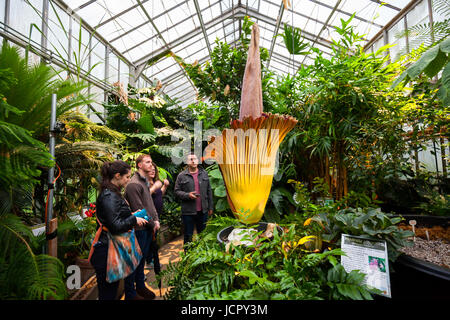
top-left (424, 48), bottom-right (447, 77)
top-left (215, 198), bottom-right (228, 212)
top-left (406, 45), bottom-right (440, 79)
top-left (214, 185), bottom-right (227, 197)
top-left (137, 113), bottom-right (155, 134)
top-left (438, 61), bottom-right (450, 106)
top-left (440, 37), bottom-right (450, 53)
top-left (279, 24), bottom-right (310, 56)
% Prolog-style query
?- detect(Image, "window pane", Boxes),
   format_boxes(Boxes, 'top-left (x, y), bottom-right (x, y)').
top-left (108, 53), bottom-right (119, 83)
top-left (91, 37), bottom-right (105, 80)
top-left (10, 0), bottom-right (43, 44)
top-left (48, 2), bottom-right (69, 61)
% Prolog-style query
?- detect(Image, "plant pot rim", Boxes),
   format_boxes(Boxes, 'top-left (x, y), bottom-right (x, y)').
top-left (396, 254), bottom-right (450, 281)
top-left (389, 214), bottom-right (449, 227)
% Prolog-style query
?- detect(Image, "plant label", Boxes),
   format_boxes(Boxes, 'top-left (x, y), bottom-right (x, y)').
top-left (341, 234), bottom-right (391, 298)
top-left (409, 220), bottom-right (417, 240)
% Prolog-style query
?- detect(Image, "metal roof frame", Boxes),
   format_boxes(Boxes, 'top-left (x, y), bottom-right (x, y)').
top-left (42, 0), bottom-right (419, 108)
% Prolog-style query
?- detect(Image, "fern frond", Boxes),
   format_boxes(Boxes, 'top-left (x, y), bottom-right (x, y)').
top-left (0, 214), bottom-right (67, 300)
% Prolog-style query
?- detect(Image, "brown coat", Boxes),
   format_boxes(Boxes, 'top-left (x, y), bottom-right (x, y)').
top-left (124, 171), bottom-right (159, 230)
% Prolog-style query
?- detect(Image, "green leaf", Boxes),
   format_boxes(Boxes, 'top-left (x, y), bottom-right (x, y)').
top-left (137, 113), bottom-right (155, 134)
top-left (440, 37), bottom-right (450, 53)
top-left (391, 69), bottom-right (409, 88)
top-left (269, 188), bottom-right (284, 214)
top-left (406, 45), bottom-right (440, 79)
top-left (424, 48), bottom-right (447, 78)
top-left (214, 185), bottom-right (227, 197)
top-left (215, 198), bottom-right (228, 212)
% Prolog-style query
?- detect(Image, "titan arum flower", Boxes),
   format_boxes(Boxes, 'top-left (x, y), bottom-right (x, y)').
top-left (204, 24), bottom-right (298, 224)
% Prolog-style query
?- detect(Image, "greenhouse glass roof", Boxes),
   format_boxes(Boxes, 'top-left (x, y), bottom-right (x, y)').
top-left (59, 0), bottom-right (413, 106)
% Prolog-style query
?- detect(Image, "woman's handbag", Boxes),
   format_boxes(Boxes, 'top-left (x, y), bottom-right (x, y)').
top-left (88, 219), bottom-right (142, 283)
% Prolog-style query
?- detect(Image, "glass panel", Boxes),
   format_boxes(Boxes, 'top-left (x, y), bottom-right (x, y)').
top-left (0, 0), bottom-right (5, 23)
top-left (10, 0), bottom-right (43, 44)
top-left (90, 37), bottom-right (105, 80)
top-left (77, 0), bottom-right (136, 29)
top-left (119, 59), bottom-right (129, 88)
top-left (386, 0), bottom-right (411, 8)
top-left (406, 0), bottom-right (430, 52)
top-left (372, 37), bottom-right (385, 56)
top-left (48, 2), bottom-right (69, 61)
top-left (388, 19), bottom-right (407, 61)
top-left (89, 85), bottom-right (105, 124)
top-left (108, 53), bottom-right (119, 83)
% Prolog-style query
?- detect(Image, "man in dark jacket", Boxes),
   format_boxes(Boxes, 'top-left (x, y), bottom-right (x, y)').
top-left (174, 153), bottom-right (214, 246)
top-left (124, 154), bottom-right (159, 300)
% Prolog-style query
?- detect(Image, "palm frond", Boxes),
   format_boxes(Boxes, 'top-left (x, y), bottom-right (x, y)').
top-left (0, 44), bottom-right (91, 136)
top-left (279, 23), bottom-right (310, 55)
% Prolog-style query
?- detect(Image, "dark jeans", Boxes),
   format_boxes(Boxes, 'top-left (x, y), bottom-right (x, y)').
top-left (146, 230), bottom-right (161, 273)
top-left (182, 211), bottom-right (208, 245)
top-left (124, 229), bottom-right (152, 299)
top-left (91, 242), bottom-right (119, 300)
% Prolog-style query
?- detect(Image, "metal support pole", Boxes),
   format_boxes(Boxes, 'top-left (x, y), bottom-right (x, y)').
top-left (40, 0), bottom-right (49, 63)
top-left (46, 93), bottom-right (57, 257)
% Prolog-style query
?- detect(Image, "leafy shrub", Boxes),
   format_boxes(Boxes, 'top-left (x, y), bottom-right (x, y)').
top-left (311, 207), bottom-right (414, 262)
top-left (159, 217), bottom-right (375, 300)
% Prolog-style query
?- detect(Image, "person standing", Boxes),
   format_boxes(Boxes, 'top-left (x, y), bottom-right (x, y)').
top-left (174, 153), bottom-right (213, 247)
top-left (90, 160), bottom-right (148, 300)
top-left (145, 162), bottom-right (169, 283)
top-left (124, 154), bottom-right (160, 300)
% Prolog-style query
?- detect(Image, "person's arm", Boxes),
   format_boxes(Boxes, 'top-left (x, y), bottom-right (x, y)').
top-left (98, 193), bottom-right (137, 234)
top-left (125, 183), bottom-right (156, 229)
top-left (161, 179), bottom-right (170, 195)
top-left (174, 174), bottom-right (191, 200)
top-left (124, 183), bottom-right (144, 212)
top-left (149, 180), bottom-right (163, 194)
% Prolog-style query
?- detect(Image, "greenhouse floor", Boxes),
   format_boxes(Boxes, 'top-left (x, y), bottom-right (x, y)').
top-left (120, 235), bottom-right (184, 300)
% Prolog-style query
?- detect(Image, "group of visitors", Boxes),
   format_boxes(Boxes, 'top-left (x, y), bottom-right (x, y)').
top-left (89, 153), bottom-right (214, 300)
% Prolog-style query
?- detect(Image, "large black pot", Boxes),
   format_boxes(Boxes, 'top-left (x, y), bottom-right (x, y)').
top-left (217, 222), bottom-right (284, 244)
top-left (389, 214), bottom-right (450, 299)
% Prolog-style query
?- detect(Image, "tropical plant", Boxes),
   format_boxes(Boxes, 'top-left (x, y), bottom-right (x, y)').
top-left (278, 23), bottom-right (310, 56)
top-left (159, 216), bottom-right (375, 300)
top-left (205, 163), bottom-right (230, 215)
top-left (392, 37), bottom-right (450, 106)
top-left (393, 0), bottom-right (450, 61)
top-left (159, 202), bottom-right (182, 236)
top-left (280, 15), bottom-right (408, 200)
top-left (49, 111), bottom-right (124, 216)
top-left (26, 0), bottom-right (105, 84)
top-left (0, 62), bottom-right (54, 219)
top-left (310, 207), bottom-right (414, 262)
top-left (0, 213), bottom-right (67, 299)
top-left (0, 44), bottom-right (90, 139)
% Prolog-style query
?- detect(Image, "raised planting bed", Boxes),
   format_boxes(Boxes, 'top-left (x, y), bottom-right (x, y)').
top-left (390, 215), bottom-right (450, 299)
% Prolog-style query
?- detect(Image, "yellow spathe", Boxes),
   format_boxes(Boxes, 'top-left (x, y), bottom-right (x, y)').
top-left (205, 113), bottom-right (297, 224)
